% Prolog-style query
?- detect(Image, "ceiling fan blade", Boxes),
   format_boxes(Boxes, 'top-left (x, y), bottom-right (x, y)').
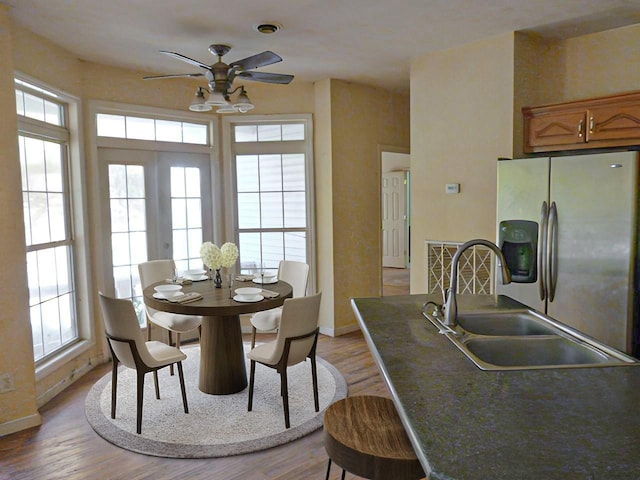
top-left (230, 51), bottom-right (282, 71)
top-left (160, 51), bottom-right (212, 70)
top-left (143, 73), bottom-right (204, 80)
top-left (237, 71), bottom-right (294, 84)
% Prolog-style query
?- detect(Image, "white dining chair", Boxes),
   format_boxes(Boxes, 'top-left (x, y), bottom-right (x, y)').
top-left (138, 260), bottom-right (202, 369)
top-left (247, 292), bottom-right (322, 428)
top-left (98, 292), bottom-right (189, 434)
top-left (250, 260), bottom-right (309, 348)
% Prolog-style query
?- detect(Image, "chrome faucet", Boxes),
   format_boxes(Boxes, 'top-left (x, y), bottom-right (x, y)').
top-left (443, 239), bottom-right (512, 328)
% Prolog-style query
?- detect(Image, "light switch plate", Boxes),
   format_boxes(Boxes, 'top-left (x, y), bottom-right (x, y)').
top-left (0, 372), bottom-right (15, 393)
top-left (445, 183), bottom-right (460, 194)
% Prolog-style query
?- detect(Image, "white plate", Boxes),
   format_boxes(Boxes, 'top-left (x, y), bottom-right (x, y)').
top-left (235, 287), bottom-right (262, 296)
top-left (184, 269), bottom-right (206, 277)
top-left (252, 277), bottom-right (278, 285)
top-left (185, 275), bottom-right (208, 282)
top-left (153, 292), bottom-right (172, 300)
top-left (233, 294), bottom-right (264, 303)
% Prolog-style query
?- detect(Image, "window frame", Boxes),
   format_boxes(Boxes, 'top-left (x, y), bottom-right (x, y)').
top-left (15, 73), bottom-right (95, 377)
top-left (222, 114), bottom-right (316, 293)
top-left (88, 101), bottom-right (219, 303)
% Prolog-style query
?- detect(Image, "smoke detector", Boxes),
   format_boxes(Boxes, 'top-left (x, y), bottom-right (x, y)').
top-left (254, 22), bottom-right (282, 34)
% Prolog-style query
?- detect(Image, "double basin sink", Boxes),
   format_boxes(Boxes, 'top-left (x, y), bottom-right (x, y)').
top-left (423, 307), bottom-right (637, 370)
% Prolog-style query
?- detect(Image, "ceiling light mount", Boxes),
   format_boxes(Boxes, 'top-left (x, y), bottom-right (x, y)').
top-left (254, 22), bottom-right (282, 34)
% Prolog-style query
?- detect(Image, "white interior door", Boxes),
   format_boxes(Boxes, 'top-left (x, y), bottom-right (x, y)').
top-left (382, 171), bottom-right (407, 268)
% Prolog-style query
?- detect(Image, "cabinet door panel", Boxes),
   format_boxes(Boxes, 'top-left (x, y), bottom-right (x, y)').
top-left (526, 111), bottom-right (586, 150)
top-left (587, 103), bottom-right (640, 142)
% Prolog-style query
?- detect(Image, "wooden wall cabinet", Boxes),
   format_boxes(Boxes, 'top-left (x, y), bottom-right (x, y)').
top-left (524, 91), bottom-right (640, 153)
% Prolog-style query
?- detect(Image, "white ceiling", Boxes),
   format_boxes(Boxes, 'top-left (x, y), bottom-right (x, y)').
top-left (5, 0), bottom-right (640, 93)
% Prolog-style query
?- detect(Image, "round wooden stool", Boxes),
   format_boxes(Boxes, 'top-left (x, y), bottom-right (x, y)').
top-left (323, 395), bottom-right (425, 479)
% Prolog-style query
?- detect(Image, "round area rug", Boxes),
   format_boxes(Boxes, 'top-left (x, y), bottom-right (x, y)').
top-left (85, 344), bottom-right (347, 458)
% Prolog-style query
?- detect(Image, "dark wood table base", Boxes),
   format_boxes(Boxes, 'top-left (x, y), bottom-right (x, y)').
top-left (198, 315), bottom-right (248, 394)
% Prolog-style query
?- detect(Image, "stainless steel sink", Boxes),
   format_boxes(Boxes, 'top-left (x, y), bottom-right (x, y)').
top-left (457, 311), bottom-right (557, 336)
top-left (422, 307), bottom-right (638, 371)
top-left (463, 336), bottom-right (621, 369)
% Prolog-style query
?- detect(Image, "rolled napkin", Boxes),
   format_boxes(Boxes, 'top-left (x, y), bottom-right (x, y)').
top-left (167, 292), bottom-right (203, 304)
top-left (261, 289), bottom-right (279, 299)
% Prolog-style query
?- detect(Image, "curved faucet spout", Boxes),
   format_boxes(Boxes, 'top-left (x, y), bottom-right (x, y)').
top-left (443, 239), bottom-right (512, 328)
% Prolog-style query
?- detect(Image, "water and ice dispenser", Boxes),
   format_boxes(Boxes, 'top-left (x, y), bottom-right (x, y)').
top-left (498, 220), bottom-right (538, 283)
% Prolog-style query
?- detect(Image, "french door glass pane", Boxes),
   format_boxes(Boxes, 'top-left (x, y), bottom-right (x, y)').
top-left (171, 166), bottom-right (203, 272)
top-left (108, 164), bottom-right (147, 317)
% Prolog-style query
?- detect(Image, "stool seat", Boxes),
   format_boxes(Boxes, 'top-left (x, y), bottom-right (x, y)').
top-left (324, 395), bottom-right (425, 479)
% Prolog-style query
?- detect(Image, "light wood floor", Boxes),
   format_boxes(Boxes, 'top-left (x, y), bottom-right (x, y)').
top-left (383, 267), bottom-right (410, 296)
top-left (0, 332), bottom-right (392, 480)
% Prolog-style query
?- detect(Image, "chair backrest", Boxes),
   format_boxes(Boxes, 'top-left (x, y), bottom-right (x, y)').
top-left (138, 259), bottom-right (176, 289)
top-left (98, 292), bottom-right (155, 369)
top-left (277, 260), bottom-right (309, 298)
top-left (138, 259), bottom-right (176, 317)
top-left (271, 292), bottom-right (322, 366)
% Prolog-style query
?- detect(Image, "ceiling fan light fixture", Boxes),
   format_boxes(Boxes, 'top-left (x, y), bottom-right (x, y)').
top-left (216, 105), bottom-right (239, 114)
top-left (205, 88), bottom-right (230, 106)
top-left (233, 87), bottom-right (255, 112)
top-left (189, 87), bottom-right (213, 112)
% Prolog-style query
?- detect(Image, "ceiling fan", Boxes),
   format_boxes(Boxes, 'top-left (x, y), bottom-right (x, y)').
top-left (143, 44), bottom-right (294, 113)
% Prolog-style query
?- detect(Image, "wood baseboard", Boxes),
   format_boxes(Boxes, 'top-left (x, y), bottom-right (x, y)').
top-left (0, 412), bottom-right (42, 437)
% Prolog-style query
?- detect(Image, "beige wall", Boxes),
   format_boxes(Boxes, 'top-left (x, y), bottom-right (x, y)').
top-left (409, 33), bottom-right (516, 293)
top-left (323, 80), bottom-right (410, 332)
top-left (0, 6), bottom-right (41, 435)
top-left (313, 79), bottom-right (335, 332)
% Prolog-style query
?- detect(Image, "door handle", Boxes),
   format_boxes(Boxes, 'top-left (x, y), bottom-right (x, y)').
top-left (539, 201), bottom-right (549, 301)
top-left (547, 201), bottom-right (558, 302)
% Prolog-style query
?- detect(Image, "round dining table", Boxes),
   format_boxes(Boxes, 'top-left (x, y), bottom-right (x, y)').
top-left (143, 278), bottom-right (292, 395)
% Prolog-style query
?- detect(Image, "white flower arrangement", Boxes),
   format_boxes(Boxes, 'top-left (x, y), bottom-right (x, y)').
top-left (220, 242), bottom-right (239, 268)
top-left (200, 241), bottom-right (238, 270)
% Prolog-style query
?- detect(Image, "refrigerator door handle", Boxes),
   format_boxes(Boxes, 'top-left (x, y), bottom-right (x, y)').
top-left (547, 201), bottom-right (559, 302)
top-left (539, 201), bottom-right (549, 301)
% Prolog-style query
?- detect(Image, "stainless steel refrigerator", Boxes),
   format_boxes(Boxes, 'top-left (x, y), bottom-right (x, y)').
top-left (496, 151), bottom-right (639, 355)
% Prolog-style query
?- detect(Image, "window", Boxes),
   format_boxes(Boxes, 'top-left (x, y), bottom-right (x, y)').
top-left (96, 113), bottom-right (208, 145)
top-left (16, 79), bottom-right (78, 361)
top-left (228, 119), bottom-right (313, 278)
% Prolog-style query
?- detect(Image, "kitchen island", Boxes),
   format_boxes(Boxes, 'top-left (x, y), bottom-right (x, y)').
top-left (351, 293), bottom-right (640, 480)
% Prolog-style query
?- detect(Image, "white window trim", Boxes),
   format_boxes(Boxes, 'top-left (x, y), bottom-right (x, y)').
top-left (15, 71), bottom-right (96, 376)
top-left (87, 101), bottom-right (220, 298)
top-left (222, 114), bottom-right (316, 294)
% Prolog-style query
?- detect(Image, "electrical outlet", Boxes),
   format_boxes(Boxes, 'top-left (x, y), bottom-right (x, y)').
top-left (0, 372), bottom-right (15, 393)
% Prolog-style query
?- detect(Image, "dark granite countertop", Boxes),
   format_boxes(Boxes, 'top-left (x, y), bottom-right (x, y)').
top-left (351, 294), bottom-right (640, 480)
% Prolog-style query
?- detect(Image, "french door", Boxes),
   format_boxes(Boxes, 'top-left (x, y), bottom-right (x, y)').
top-left (99, 147), bottom-right (212, 323)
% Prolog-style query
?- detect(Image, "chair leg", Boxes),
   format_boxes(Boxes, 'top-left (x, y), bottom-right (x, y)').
top-left (251, 326), bottom-right (257, 348)
top-left (280, 368), bottom-right (290, 429)
top-left (110, 358), bottom-right (119, 419)
top-left (136, 371), bottom-right (146, 434)
top-left (153, 370), bottom-right (160, 399)
top-left (341, 468), bottom-right (346, 480)
top-left (248, 360), bottom-right (256, 411)
top-left (311, 353), bottom-right (320, 412)
top-left (169, 331), bottom-right (175, 376)
top-left (176, 361), bottom-right (189, 414)
top-left (325, 458), bottom-right (332, 480)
